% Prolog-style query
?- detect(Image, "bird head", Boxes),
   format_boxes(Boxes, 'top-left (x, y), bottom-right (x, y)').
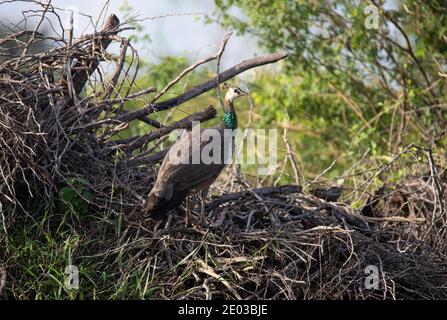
top-left (224, 85), bottom-right (248, 103)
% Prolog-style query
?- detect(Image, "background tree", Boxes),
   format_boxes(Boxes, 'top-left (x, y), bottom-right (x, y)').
top-left (210, 0), bottom-right (447, 181)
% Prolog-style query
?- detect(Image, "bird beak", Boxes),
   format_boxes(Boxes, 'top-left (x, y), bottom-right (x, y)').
top-left (241, 90), bottom-right (249, 96)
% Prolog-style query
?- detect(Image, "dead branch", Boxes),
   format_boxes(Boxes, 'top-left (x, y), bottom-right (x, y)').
top-left (115, 53), bottom-right (288, 123)
top-left (0, 30), bottom-right (42, 46)
top-left (109, 105), bottom-right (217, 151)
top-left (150, 32), bottom-right (232, 104)
top-left (71, 14), bottom-right (120, 94)
top-left (207, 185), bottom-right (302, 210)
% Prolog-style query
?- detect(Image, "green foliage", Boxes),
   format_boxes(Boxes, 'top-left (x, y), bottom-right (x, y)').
top-left (134, 56), bottom-right (191, 94)
top-left (4, 228), bottom-right (82, 299)
top-left (114, 55), bottom-right (217, 140)
top-left (1, 211), bottom-right (150, 299)
top-left (58, 177), bottom-right (92, 216)
top-left (211, 0), bottom-right (447, 180)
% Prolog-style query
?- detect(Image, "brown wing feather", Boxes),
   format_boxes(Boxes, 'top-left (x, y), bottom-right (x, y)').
top-left (144, 125), bottom-right (232, 219)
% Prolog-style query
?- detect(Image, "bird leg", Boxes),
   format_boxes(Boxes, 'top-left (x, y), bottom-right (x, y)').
top-left (185, 195), bottom-right (190, 227)
top-left (200, 188), bottom-right (209, 226)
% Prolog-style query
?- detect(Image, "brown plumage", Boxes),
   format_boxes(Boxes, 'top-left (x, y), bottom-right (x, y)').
top-left (144, 86), bottom-right (248, 220)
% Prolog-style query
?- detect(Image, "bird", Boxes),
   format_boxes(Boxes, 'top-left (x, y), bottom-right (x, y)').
top-left (144, 85), bottom-right (248, 222)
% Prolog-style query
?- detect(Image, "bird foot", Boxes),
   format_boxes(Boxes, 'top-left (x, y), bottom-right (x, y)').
top-left (191, 221), bottom-right (208, 231)
top-left (195, 214), bottom-right (209, 229)
top-left (153, 220), bottom-right (163, 233)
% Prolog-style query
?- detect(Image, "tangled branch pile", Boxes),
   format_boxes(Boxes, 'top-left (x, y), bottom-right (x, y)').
top-left (1, 3), bottom-right (447, 299)
top-left (0, 6), bottom-right (284, 216)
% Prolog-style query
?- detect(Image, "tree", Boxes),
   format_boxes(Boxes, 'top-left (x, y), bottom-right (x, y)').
top-left (211, 0), bottom-right (447, 177)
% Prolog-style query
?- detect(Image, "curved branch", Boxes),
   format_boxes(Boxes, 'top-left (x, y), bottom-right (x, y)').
top-left (108, 105), bottom-right (217, 152)
top-left (115, 53), bottom-right (288, 123)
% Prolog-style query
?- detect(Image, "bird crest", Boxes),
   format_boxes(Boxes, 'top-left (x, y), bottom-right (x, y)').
top-left (220, 82), bottom-right (230, 90)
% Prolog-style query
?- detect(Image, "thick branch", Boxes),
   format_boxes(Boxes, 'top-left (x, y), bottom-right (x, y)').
top-left (71, 14), bottom-right (120, 94)
top-left (115, 53), bottom-right (287, 123)
top-left (127, 149), bottom-right (168, 166)
top-left (108, 105), bottom-right (217, 152)
top-left (206, 185), bottom-right (302, 211)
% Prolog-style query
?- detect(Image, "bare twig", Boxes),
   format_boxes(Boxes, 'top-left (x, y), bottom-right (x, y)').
top-left (108, 106), bottom-right (217, 151)
top-left (151, 32), bottom-right (232, 104)
top-left (206, 185), bottom-right (302, 210)
top-left (115, 53), bottom-right (288, 123)
top-left (0, 267), bottom-right (6, 297)
top-left (71, 14), bottom-right (120, 94)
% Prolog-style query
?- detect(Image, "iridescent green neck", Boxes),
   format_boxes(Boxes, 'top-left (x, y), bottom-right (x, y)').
top-left (223, 110), bottom-right (238, 129)
top-left (223, 100), bottom-right (238, 129)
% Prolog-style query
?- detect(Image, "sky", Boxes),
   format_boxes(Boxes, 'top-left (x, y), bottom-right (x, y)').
top-left (0, 0), bottom-right (261, 69)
